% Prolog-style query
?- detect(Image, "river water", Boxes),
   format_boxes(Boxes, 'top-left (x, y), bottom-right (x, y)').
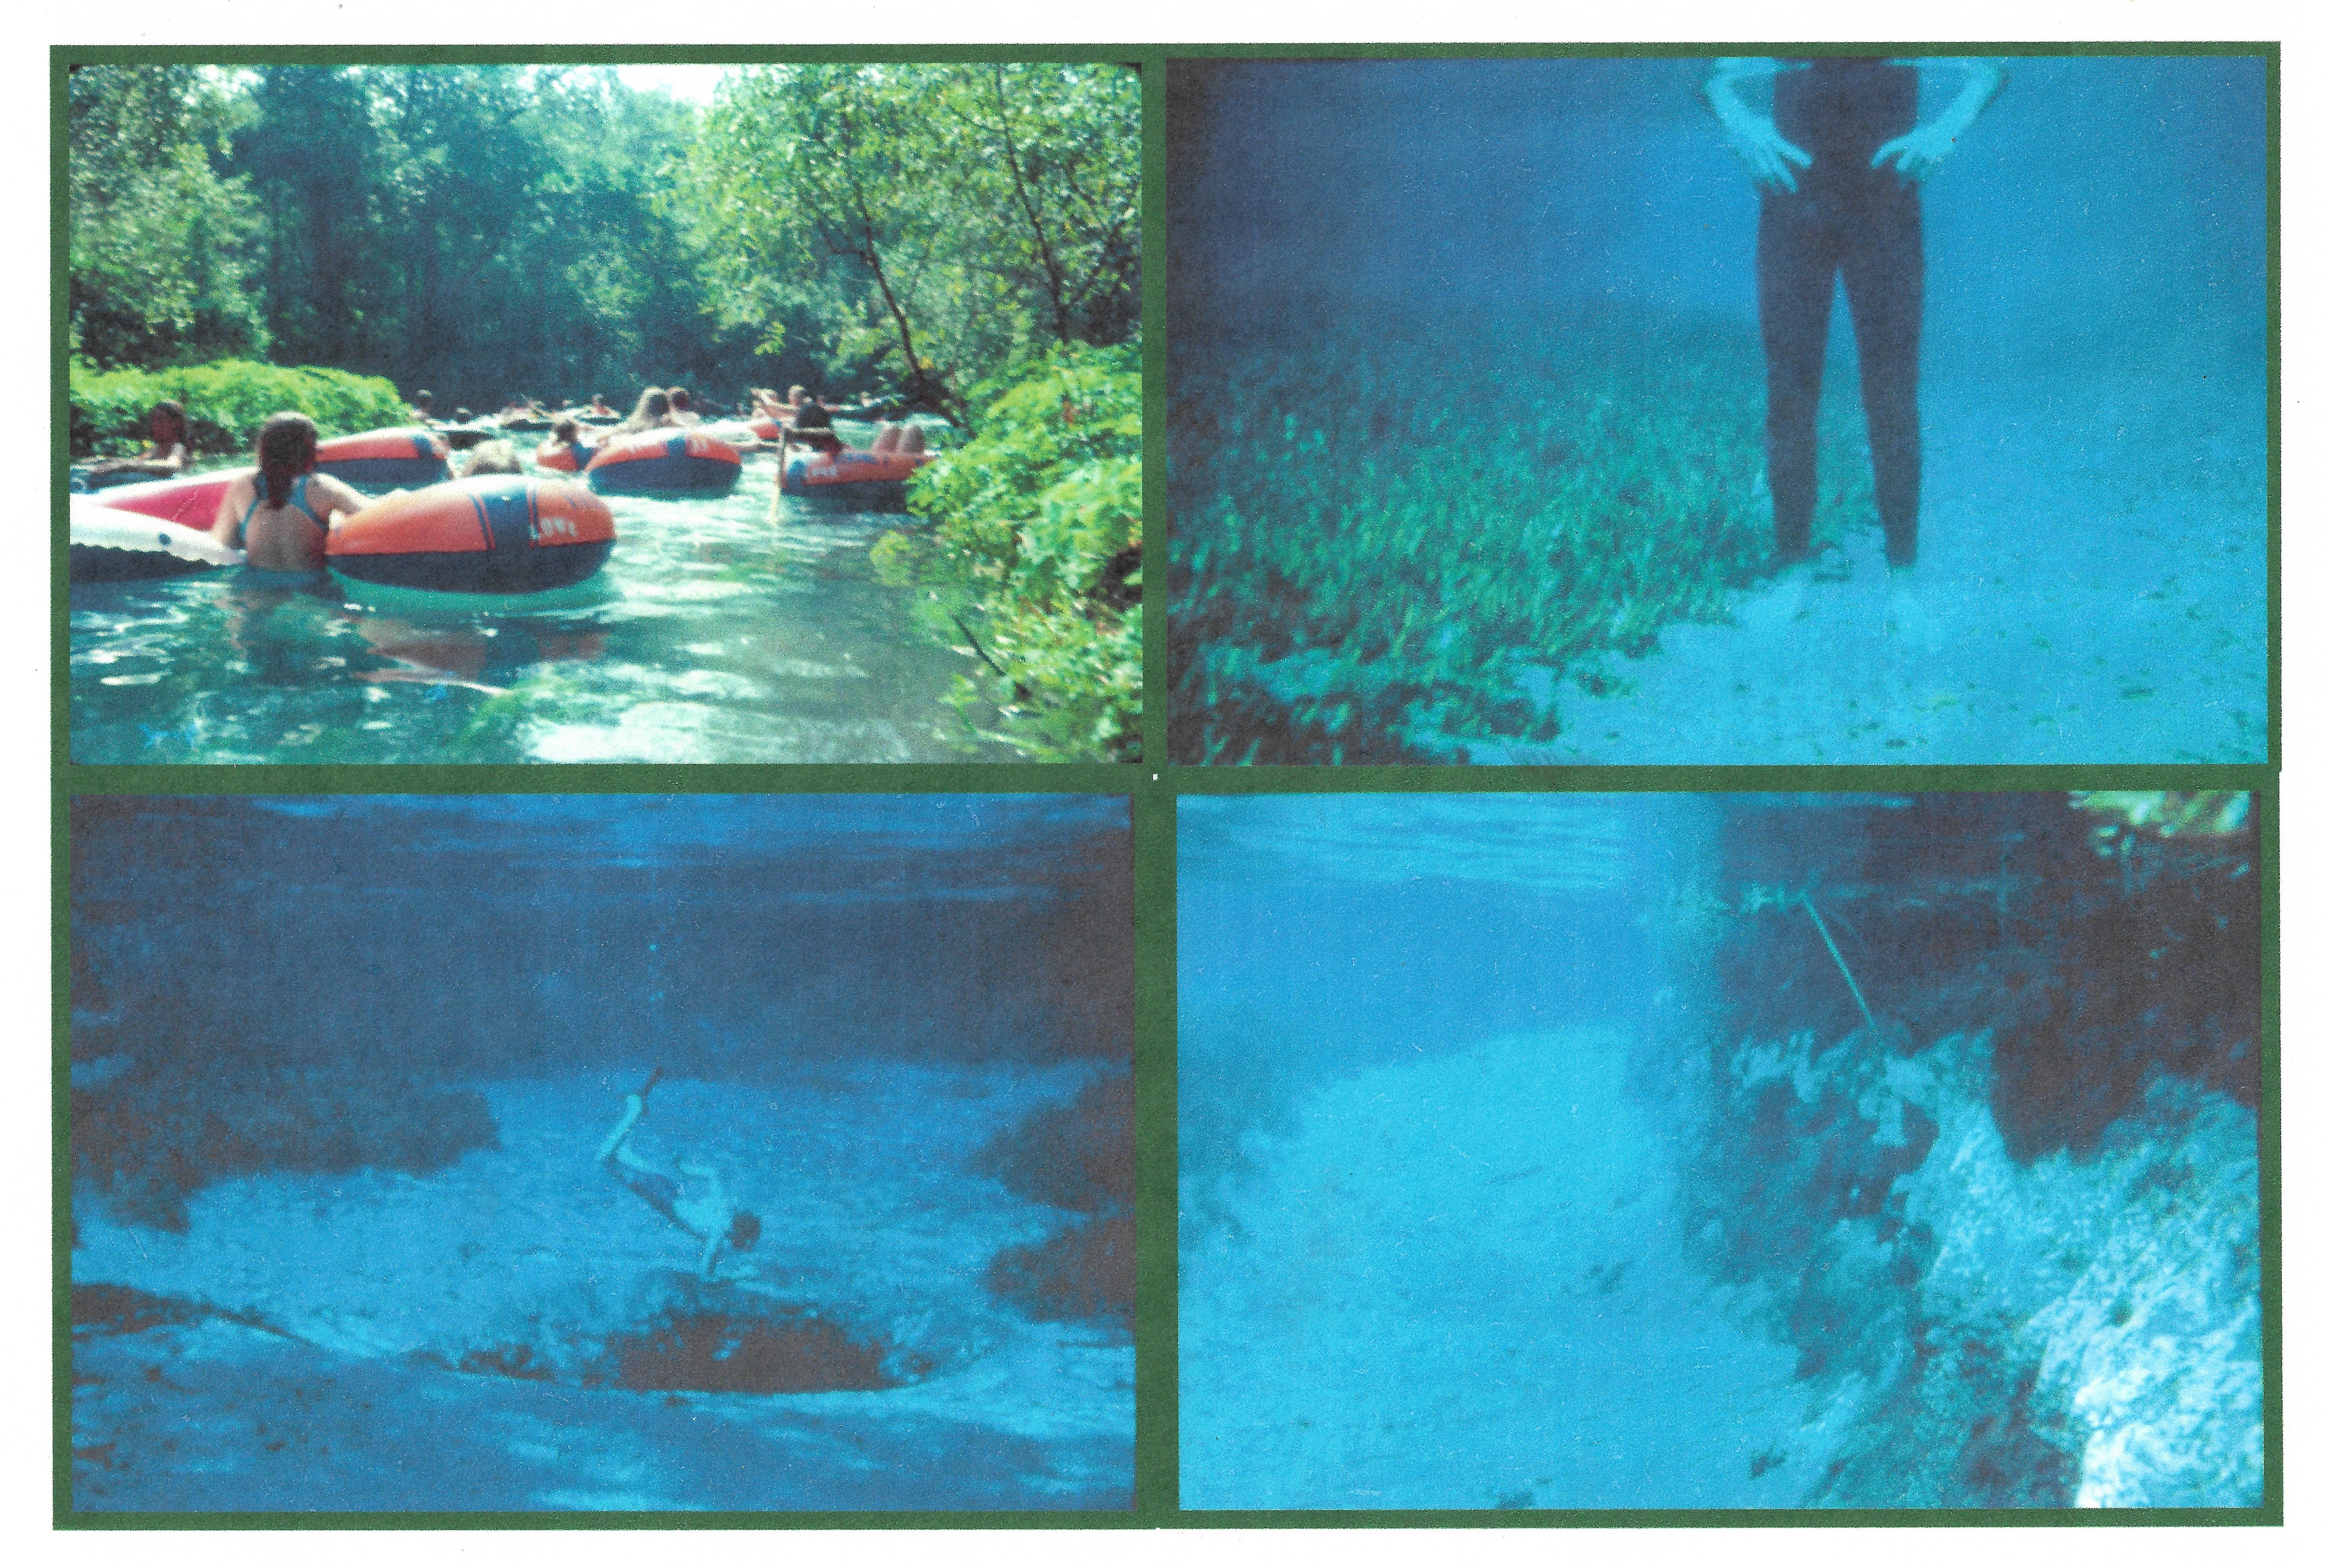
top-left (70, 795), bottom-right (1135, 1511)
top-left (1176, 794), bottom-right (1855, 1510)
top-left (68, 425), bottom-right (1017, 765)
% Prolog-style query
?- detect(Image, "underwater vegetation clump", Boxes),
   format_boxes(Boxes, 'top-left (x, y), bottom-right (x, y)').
top-left (1659, 794), bottom-right (2259, 1506)
top-left (599, 1305), bottom-right (899, 1395)
top-left (1175, 1009), bottom-right (1310, 1248)
top-left (72, 1058), bottom-right (499, 1233)
top-left (1167, 303), bottom-right (1874, 763)
top-left (972, 1071), bottom-right (1134, 1325)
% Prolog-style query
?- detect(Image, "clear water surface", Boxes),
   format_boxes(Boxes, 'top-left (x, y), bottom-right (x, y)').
top-left (70, 425), bottom-right (1018, 764)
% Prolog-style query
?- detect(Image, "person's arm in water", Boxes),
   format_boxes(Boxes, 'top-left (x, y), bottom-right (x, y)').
top-left (96, 440), bottom-right (188, 478)
top-left (312, 473), bottom-right (371, 530)
top-left (1873, 59), bottom-right (2006, 180)
top-left (210, 477), bottom-right (252, 548)
top-left (1703, 57), bottom-right (1811, 192)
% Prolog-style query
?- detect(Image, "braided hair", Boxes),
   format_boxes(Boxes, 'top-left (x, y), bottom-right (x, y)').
top-left (254, 412), bottom-right (319, 511)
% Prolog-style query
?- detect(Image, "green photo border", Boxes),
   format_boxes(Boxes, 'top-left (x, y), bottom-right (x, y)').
top-left (53, 39), bottom-right (2280, 1533)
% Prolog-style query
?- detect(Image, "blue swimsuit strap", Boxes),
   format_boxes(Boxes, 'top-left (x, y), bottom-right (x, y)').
top-left (242, 473), bottom-right (325, 536)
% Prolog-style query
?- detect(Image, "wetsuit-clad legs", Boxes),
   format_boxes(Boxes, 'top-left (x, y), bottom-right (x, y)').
top-left (1757, 179), bottom-right (1925, 566)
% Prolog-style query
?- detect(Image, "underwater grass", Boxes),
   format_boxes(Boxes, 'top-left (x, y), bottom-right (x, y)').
top-left (1168, 303), bottom-right (1874, 763)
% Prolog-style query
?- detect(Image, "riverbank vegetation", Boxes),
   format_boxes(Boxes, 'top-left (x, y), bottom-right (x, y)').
top-left (873, 341), bottom-right (1141, 761)
top-left (67, 60), bottom-right (1143, 760)
top-left (1167, 304), bottom-right (1874, 763)
top-left (72, 359), bottom-right (408, 458)
top-left (687, 65), bottom-right (1143, 757)
top-left (682, 64), bottom-right (1141, 430)
top-left (69, 63), bottom-right (782, 411)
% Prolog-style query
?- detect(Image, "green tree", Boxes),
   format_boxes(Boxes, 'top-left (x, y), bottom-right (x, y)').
top-left (948, 64), bottom-right (1142, 348)
top-left (226, 66), bottom-right (395, 371)
top-left (67, 64), bottom-right (267, 368)
top-left (213, 65), bottom-right (776, 411)
top-left (682, 63), bottom-right (1141, 423)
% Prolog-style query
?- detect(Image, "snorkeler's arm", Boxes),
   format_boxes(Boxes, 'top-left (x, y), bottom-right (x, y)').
top-left (1703, 58), bottom-right (1812, 191)
top-left (1872, 59), bottom-right (2006, 180)
top-left (698, 1232), bottom-right (726, 1281)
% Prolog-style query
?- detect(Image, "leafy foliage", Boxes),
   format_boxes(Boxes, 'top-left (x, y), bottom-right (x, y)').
top-left (70, 358), bottom-right (410, 456)
top-left (219, 65), bottom-right (784, 410)
top-left (874, 340), bottom-right (1142, 762)
top-left (684, 64), bottom-right (1141, 423)
top-left (70, 65), bottom-right (787, 407)
top-left (71, 62), bottom-right (1139, 421)
top-left (68, 64), bottom-right (267, 367)
top-left (1168, 304), bottom-right (1877, 763)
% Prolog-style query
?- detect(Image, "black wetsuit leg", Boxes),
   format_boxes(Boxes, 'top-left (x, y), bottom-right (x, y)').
top-left (1758, 60), bottom-right (1925, 568)
top-left (1757, 195), bottom-right (1839, 564)
top-left (1840, 182), bottom-right (1924, 566)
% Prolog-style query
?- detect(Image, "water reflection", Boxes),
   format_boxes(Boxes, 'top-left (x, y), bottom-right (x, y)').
top-left (71, 429), bottom-right (1016, 764)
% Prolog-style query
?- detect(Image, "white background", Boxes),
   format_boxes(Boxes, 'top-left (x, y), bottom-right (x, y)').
top-left (7, 3), bottom-right (2316, 1564)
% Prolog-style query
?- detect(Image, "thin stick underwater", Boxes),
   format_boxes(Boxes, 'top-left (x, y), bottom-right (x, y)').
top-left (1799, 892), bottom-right (1879, 1037)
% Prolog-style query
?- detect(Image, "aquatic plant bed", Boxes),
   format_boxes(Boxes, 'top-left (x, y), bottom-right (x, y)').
top-left (1167, 303), bottom-right (1874, 763)
top-left (1659, 794), bottom-right (2261, 1506)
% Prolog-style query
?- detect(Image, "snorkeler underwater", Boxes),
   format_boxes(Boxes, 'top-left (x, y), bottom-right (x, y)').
top-left (67, 794), bottom-right (1134, 1513)
top-left (1166, 56), bottom-right (2267, 765)
top-left (1177, 792), bottom-right (2263, 1510)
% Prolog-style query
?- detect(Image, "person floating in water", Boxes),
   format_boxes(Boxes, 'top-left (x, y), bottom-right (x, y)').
top-left (598, 1070), bottom-right (763, 1281)
top-left (210, 411), bottom-right (371, 576)
top-left (1704, 57), bottom-right (2004, 622)
top-left (75, 400), bottom-right (192, 489)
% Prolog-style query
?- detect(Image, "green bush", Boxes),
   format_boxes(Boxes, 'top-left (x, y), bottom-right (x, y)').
top-left (69, 357), bottom-right (412, 459)
top-left (1167, 304), bottom-right (1876, 763)
top-left (872, 338), bottom-right (1142, 762)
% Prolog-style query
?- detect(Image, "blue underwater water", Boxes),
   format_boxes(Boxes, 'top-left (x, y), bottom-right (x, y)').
top-left (69, 795), bottom-right (1134, 1512)
top-left (1171, 56), bottom-right (2263, 376)
top-left (1168, 58), bottom-right (2268, 764)
top-left (1176, 793), bottom-right (2264, 1510)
